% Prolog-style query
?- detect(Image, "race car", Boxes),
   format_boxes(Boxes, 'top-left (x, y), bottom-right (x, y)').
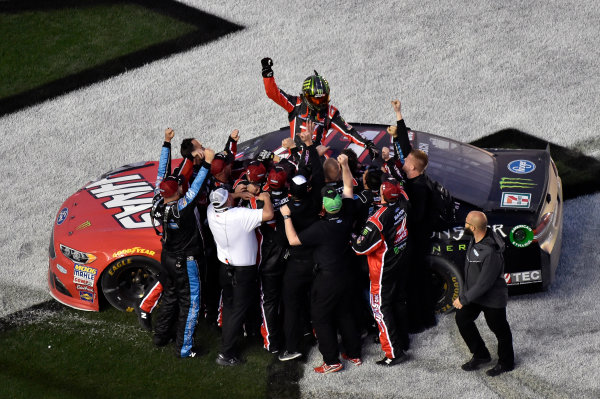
top-left (48, 123), bottom-right (563, 313)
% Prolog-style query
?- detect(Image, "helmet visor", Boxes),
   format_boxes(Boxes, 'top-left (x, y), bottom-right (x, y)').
top-left (306, 94), bottom-right (329, 107)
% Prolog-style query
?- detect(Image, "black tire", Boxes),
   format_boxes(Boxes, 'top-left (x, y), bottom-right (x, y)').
top-left (100, 256), bottom-right (161, 312)
top-left (425, 255), bottom-right (464, 314)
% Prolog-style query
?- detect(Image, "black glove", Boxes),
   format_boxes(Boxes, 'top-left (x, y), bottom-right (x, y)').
top-left (261, 57), bottom-right (273, 78)
top-left (365, 140), bottom-right (379, 160)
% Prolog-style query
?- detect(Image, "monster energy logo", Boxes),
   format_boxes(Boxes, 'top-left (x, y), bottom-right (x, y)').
top-left (500, 177), bottom-right (536, 189)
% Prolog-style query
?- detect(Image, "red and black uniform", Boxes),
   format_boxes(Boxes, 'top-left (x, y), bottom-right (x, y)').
top-left (352, 193), bottom-right (411, 360)
top-left (263, 76), bottom-right (371, 154)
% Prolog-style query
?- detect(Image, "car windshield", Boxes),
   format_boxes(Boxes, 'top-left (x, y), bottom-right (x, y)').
top-left (413, 131), bottom-right (495, 207)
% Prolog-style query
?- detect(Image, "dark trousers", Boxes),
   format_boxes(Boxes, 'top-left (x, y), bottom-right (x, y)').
top-left (406, 242), bottom-right (436, 330)
top-left (455, 303), bottom-right (514, 367)
top-left (154, 252), bottom-right (201, 358)
top-left (218, 262), bottom-right (257, 358)
top-left (281, 257), bottom-right (314, 353)
top-left (311, 269), bottom-right (361, 365)
top-left (258, 241), bottom-right (285, 351)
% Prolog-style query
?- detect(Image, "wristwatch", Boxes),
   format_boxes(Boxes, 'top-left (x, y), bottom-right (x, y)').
top-left (283, 215), bottom-right (291, 220)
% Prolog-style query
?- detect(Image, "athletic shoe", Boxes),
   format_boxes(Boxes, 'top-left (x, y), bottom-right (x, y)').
top-left (135, 306), bottom-right (152, 332)
top-left (314, 362), bottom-right (343, 374)
top-left (461, 355), bottom-right (492, 371)
top-left (265, 346), bottom-right (280, 354)
top-left (485, 363), bottom-right (514, 377)
top-left (341, 353), bottom-right (363, 366)
top-left (216, 353), bottom-right (243, 366)
top-left (376, 352), bottom-right (410, 366)
top-left (278, 350), bottom-right (302, 361)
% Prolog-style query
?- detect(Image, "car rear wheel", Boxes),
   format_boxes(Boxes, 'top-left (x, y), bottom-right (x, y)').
top-left (100, 256), bottom-right (161, 312)
top-left (426, 255), bottom-right (463, 314)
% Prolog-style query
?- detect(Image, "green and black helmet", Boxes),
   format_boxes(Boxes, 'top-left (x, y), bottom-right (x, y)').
top-left (301, 70), bottom-right (330, 112)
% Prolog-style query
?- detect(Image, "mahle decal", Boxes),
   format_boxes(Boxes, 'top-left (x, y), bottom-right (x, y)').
top-left (500, 177), bottom-right (536, 189)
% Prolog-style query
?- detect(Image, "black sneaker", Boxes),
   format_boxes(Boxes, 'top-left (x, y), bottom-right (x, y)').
top-left (461, 355), bottom-right (492, 371)
top-left (135, 306), bottom-right (152, 332)
top-left (278, 350), bottom-right (302, 361)
top-left (486, 363), bottom-right (514, 377)
top-left (376, 352), bottom-right (410, 366)
top-left (216, 353), bottom-right (243, 366)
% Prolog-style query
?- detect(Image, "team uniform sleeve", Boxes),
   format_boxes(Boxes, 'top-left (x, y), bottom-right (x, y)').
top-left (393, 119), bottom-right (412, 161)
top-left (177, 162), bottom-right (210, 211)
top-left (154, 141), bottom-right (172, 195)
top-left (352, 220), bottom-right (383, 255)
top-left (329, 110), bottom-right (368, 147)
top-left (263, 76), bottom-right (297, 113)
top-left (460, 248), bottom-right (503, 305)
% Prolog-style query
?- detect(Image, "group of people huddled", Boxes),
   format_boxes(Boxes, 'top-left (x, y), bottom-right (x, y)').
top-left (136, 58), bottom-right (514, 376)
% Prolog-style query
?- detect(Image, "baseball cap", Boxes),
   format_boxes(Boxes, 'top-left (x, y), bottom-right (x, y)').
top-left (209, 188), bottom-right (229, 208)
top-left (267, 166), bottom-right (287, 189)
top-left (159, 176), bottom-right (179, 198)
top-left (381, 179), bottom-right (402, 202)
top-left (289, 174), bottom-right (308, 199)
top-left (246, 161), bottom-right (267, 183)
top-left (321, 187), bottom-right (342, 214)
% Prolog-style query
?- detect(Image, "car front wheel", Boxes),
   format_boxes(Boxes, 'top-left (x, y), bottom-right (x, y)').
top-left (100, 256), bottom-right (161, 312)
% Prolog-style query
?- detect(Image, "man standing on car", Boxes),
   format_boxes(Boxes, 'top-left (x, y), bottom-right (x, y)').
top-left (151, 128), bottom-right (215, 358)
top-left (260, 57), bottom-right (378, 159)
top-left (453, 211), bottom-right (515, 377)
top-left (207, 187), bottom-right (274, 366)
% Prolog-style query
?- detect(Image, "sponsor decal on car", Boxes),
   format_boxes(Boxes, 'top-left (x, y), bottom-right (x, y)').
top-left (56, 208), bottom-right (68, 225)
top-left (499, 177), bottom-right (536, 189)
top-left (75, 220), bottom-right (91, 231)
top-left (79, 291), bottom-right (94, 303)
top-left (108, 257), bottom-right (133, 277)
top-left (56, 264), bottom-right (67, 274)
top-left (510, 225), bottom-right (534, 248)
top-left (501, 192), bottom-right (531, 208)
top-left (431, 224), bottom-right (507, 241)
top-left (73, 264), bottom-right (98, 287)
top-left (86, 174), bottom-right (155, 229)
top-left (76, 284), bottom-right (94, 293)
top-left (507, 159), bottom-right (536, 174)
top-left (432, 243), bottom-right (468, 254)
top-left (112, 247), bottom-right (156, 258)
top-left (504, 270), bottom-right (542, 285)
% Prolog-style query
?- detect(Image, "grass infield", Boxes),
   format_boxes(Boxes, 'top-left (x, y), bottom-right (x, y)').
top-left (0, 302), bottom-right (286, 399)
top-left (0, 3), bottom-right (196, 100)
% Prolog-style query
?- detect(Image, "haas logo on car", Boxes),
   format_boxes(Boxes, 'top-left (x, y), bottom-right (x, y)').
top-left (86, 174), bottom-right (154, 229)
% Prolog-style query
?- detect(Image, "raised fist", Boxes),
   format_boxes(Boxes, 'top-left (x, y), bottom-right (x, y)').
top-left (261, 57), bottom-right (274, 78)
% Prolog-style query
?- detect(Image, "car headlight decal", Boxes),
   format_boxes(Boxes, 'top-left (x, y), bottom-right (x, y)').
top-left (59, 244), bottom-right (97, 264)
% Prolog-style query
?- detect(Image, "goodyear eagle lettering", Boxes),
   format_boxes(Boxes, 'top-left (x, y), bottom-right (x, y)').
top-left (112, 247), bottom-right (156, 258)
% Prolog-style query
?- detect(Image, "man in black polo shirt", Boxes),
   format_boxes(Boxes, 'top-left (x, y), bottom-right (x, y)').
top-left (280, 154), bottom-right (362, 374)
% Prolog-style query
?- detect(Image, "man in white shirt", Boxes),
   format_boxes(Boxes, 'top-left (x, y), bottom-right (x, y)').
top-left (207, 187), bottom-right (274, 366)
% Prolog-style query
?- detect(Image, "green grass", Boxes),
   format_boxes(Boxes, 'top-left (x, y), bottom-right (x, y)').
top-left (0, 306), bottom-right (274, 399)
top-left (0, 3), bottom-right (196, 99)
